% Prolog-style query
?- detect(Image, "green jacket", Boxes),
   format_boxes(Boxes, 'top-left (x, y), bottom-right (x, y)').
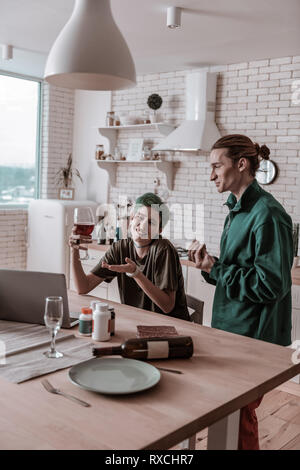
top-left (202, 179), bottom-right (293, 346)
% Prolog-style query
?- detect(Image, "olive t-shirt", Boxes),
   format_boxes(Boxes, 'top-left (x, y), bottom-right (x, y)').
top-left (91, 238), bottom-right (190, 321)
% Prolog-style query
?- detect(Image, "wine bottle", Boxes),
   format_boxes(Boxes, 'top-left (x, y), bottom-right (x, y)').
top-left (92, 336), bottom-right (193, 360)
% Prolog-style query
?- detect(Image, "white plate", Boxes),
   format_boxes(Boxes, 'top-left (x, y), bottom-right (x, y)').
top-left (68, 357), bottom-right (161, 395)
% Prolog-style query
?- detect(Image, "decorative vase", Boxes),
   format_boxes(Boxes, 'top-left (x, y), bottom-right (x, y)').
top-left (150, 110), bottom-right (158, 123)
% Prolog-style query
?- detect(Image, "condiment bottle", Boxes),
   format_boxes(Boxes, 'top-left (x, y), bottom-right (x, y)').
top-left (92, 303), bottom-right (110, 342)
top-left (96, 219), bottom-right (106, 245)
top-left (95, 144), bottom-right (104, 160)
top-left (78, 307), bottom-right (93, 336)
top-left (92, 336), bottom-right (193, 359)
top-left (108, 306), bottom-right (115, 336)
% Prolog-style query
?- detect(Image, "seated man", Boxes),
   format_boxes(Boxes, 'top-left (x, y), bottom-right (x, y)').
top-left (70, 192), bottom-right (190, 321)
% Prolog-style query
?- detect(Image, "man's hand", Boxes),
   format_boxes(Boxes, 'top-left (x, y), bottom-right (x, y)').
top-left (69, 227), bottom-right (92, 252)
top-left (188, 240), bottom-right (216, 273)
top-left (101, 257), bottom-right (137, 274)
top-left (188, 239), bottom-right (201, 260)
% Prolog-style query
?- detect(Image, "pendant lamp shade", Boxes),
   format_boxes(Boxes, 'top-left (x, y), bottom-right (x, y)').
top-left (44, 0), bottom-right (136, 90)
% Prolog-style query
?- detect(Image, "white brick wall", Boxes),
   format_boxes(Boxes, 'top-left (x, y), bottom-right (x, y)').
top-left (0, 210), bottom-right (27, 269)
top-left (108, 56), bottom-right (300, 255)
top-left (40, 83), bottom-right (75, 199)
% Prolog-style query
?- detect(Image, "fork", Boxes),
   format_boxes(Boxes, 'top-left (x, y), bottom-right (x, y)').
top-left (156, 367), bottom-right (182, 375)
top-left (41, 379), bottom-right (91, 407)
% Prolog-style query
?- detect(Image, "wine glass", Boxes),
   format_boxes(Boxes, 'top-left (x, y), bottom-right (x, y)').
top-left (43, 296), bottom-right (64, 359)
top-left (74, 207), bottom-right (95, 260)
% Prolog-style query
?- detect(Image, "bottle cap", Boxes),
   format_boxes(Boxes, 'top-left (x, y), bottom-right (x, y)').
top-left (95, 302), bottom-right (109, 312)
top-left (90, 300), bottom-right (101, 310)
top-left (81, 307), bottom-right (92, 314)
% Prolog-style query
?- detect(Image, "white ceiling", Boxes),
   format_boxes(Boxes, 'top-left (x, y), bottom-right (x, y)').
top-left (0, 0), bottom-right (299, 75)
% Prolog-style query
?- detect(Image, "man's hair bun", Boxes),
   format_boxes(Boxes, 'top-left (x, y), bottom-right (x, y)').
top-left (255, 143), bottom-right (270, 160)
top-left (259, 144), bottom-right (270, 160)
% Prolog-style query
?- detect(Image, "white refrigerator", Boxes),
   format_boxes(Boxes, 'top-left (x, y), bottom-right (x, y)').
top-left (26, 199), bottom-right (98, 286)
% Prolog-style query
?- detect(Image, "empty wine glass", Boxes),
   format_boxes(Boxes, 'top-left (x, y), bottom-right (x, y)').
top-left (44, 296), bottom-right (64, 359)
top-left (74, 207), bottom-right (95, 260)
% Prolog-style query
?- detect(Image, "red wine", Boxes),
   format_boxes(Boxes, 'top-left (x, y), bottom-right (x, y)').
top-left (74, 224), bottom-right (94, 236)
top-left (92, 336), bottom-right (193, 360)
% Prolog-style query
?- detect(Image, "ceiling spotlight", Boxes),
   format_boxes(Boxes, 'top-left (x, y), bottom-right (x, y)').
top-left (167, 7), bottom-right (182, 29)
top-left (2, 45), bottom-right (13, 61)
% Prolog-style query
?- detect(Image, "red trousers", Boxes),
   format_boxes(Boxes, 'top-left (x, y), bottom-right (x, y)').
top-left (238, 396), bottom-right (263, 450)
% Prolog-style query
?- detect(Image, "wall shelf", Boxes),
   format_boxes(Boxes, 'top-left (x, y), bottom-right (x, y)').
top-left (96, 122), bottom-right (175, 153)
top-left (95, 160), bottom-right (174, 190)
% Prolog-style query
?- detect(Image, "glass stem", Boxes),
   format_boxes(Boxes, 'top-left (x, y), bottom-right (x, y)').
top-left (79, 248), bottom-right (89, 261)
top-left (50, 330), bottom-right (57, 353)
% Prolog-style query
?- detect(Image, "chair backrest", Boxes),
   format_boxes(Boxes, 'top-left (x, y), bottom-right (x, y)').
top-left (186, 294), bottom-right (204, 325)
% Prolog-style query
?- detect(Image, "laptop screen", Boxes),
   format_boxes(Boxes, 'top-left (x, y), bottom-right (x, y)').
top-left (0, 269), bottom-right (73, 327)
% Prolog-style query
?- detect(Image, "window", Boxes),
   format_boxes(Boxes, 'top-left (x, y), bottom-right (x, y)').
top-left (0, 73), bottom-right (41, 206)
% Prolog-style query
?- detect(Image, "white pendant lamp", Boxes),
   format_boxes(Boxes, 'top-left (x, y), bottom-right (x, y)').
top-left (44, 0), bottom-right (136, 90)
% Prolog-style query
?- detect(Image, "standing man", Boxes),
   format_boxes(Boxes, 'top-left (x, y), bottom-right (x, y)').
top-left (189, 134), bottom-right (294, 450)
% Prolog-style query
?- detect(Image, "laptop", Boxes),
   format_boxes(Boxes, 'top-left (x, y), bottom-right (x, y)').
top-left (0, 269), bottom-right (79, 328)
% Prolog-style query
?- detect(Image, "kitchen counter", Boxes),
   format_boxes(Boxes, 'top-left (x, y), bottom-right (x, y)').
top-left (88, 241), bottom-right (110, 252)
top-left (89, 241), bottom-right (196, 266)
top-left (91, 241), bottom-right (194, 264)
top-left (88, 241), bottom-right (300, 283)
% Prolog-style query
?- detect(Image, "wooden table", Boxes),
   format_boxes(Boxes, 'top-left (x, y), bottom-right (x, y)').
top-left (1, 290), bottom-right (300, 450)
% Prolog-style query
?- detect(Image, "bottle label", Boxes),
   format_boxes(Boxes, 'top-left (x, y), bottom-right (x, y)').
top-left (79, 320), bottom-right (92, 335)
top-left (147, 341), bottom-right (169, 359)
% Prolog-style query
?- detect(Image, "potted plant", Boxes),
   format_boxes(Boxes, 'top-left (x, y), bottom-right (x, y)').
top-left (147, 93), bottom-right (163, 123)
top-left (56, 153), bottom-right (83, 200)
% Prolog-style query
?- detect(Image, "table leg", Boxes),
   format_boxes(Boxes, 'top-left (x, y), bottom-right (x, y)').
top-left (207, 410), bottom-right (240, 450)
top-left (179, 434), bottom-right (196, 450)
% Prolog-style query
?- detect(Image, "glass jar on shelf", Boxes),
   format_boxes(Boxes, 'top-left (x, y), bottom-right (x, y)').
top-left (142, 110), bottom-right (151, 124)
top-left (95, 144), bottom-right (105, 160)
top-left (141, 145), bottom-right (152, 161)
top-left (106, 111), bottom-right (115, 127)
top-left (114, 146), bottom-right (121, 161)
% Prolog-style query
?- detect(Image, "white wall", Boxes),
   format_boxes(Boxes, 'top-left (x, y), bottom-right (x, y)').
top-left (0, 209), bottom-right (27, 268)
top-left (72, 90), bottom-right (111, 203)
top-left (0, 48), bottom-right (46, 78)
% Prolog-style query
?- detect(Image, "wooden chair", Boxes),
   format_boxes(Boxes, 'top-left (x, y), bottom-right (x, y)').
top-left (186, 294), bottom-right (204, 325)
top-left (179, 294), bottom-right (204, 450)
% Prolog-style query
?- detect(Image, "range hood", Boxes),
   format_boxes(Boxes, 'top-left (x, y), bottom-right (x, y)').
top-left (153, 71), bottom-right (221, 152)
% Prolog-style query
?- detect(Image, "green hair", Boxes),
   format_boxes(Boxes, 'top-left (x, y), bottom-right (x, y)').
top-left (134, 192), bottom-right (170, 229)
